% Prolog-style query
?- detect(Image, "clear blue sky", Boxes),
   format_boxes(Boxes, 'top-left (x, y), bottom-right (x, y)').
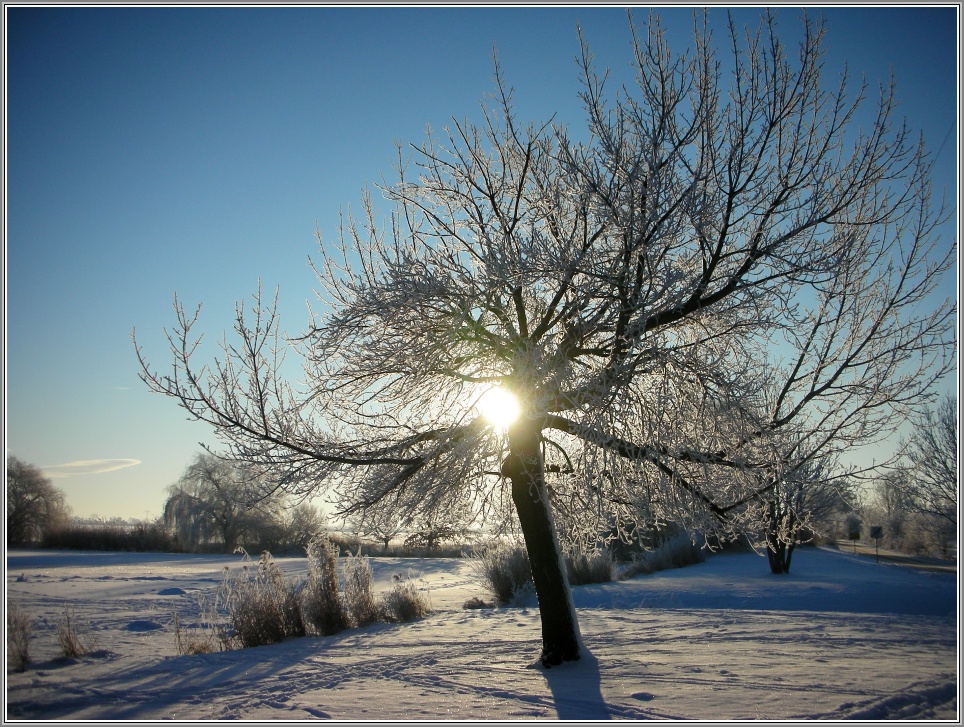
top-left (5, 5), bottom-right (958, 520)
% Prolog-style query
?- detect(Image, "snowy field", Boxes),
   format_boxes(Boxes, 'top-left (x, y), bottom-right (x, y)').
top-left (4, 545), bottom-right (958, 721)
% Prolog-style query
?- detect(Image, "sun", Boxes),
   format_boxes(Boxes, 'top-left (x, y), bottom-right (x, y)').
top-left (477, 387), bottom-right (520, 429)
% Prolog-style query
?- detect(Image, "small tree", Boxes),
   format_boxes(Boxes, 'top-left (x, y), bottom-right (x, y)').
top-left (137, 11), bottom-right (954, 665)
top-left (354, 508), bottom-right (405, 552)
top-left (760, 457), bottom-right (858, 573)
top-left (6, 455), bottom-right (71, 547)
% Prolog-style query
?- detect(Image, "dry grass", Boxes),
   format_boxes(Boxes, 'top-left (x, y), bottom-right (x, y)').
top-left (7, 601), bottom-right (32, 672)
top-left (565, 549), bottom-right (615, 585)
top-left (56, 604), bottom-right (97, 659)
top-left (173, 589), bottom-right (231, 655)
top-left (175, 537), bottom-right (435, 655)
top-left (221, 552), bottom-right (306, 648)
top-left (302, 537), bottom-right (348, 637)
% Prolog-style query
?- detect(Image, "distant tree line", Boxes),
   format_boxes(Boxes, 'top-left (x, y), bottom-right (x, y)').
top-left (859, 395), bottom-right (958, 559)
top-left (5, 452), bottom-right (327, 555)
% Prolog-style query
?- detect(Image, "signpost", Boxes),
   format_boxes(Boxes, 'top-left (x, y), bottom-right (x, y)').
top-left (870, 526), bottom-right (883, 563)
top-left (848, 525), bottom-right (861, 554)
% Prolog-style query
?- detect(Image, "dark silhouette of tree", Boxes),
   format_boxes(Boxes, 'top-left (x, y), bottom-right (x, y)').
top-left (7, 455), bottom-right (71, 546)
top-left (137, 11), bottom-right (954, 665)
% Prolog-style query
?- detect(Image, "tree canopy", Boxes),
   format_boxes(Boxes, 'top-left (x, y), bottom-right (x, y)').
top-left (137, 11), bottom-right (955, 665)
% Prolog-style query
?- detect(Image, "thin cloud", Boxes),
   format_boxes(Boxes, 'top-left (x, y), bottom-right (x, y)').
top-left (42, 459), bottom-right (141, 478)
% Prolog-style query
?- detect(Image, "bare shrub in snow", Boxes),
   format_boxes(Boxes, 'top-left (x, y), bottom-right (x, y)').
top-left (221, 552), bottom-right (305, 648)
top-left (471, 542), bottom-right (533, 606)
top-left (172, 589), bottom-right (231, 655)
top-left (56, 604), bottom-right (96, 658)
top-left (342, 549), bottom-right (380, 628)
top-left (7, 601), bottom-right (32, 672)
top-left (618, 532), bottom-right (707, 579)
top-left (381, 574), bottom-right (431, 622)
top-left (508, 580), bottom-right (537, 608)
top-left (565, 549), bottom-right (614, 586)
top-left (302, 536), bottom-right (348, 636)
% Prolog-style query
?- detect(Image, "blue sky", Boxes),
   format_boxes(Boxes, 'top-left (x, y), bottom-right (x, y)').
top-left (5, 5), bottom-right (958, 520)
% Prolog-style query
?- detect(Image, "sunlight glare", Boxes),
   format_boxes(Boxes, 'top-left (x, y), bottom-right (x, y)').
top-left (478, 387), bottom-right (520, 429)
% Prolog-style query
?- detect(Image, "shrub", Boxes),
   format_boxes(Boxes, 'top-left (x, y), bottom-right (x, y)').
top-left (565, 548), bottom-right (615, 585)
top-left (462, 596), bottom-right (493, 610)
top-left (56, 604), bottom-right (96, 658)
top-left (7, 602), bottom-right (32, 672)
top-left (380, 574), bottom-right (431, 622)
top-left (302, 536), bottom-right (348, 636)
top-left (470, 541), bottom-right (533, 605)
top-left (618, 531), bottom-right (706, 579)
top-left (342, 549), bottom-right (380, 628)
top-left (221, 552), bottom-right (305, 648)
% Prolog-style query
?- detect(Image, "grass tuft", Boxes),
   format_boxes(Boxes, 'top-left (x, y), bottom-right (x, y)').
top-left (56, 604), bottom-right (97, 659)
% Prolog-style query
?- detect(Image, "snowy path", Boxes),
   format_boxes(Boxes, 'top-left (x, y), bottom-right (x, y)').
top-left (5, 546), bottom-right (958, 720)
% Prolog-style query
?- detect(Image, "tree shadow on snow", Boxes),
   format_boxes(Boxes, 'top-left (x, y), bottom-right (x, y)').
top-left (537, 647), bottom-right (612, 720)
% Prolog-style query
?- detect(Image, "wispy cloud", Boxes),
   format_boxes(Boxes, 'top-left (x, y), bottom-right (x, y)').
top-left (42, 459), bottom-right (141, 478)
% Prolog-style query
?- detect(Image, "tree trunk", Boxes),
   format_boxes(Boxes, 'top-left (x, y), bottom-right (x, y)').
top-left (503, 417), bottom-right (581, 667)
top-left (764, 501), bottom-right (795, 574)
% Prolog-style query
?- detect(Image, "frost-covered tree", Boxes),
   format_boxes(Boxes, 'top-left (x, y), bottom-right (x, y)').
top-left (758, 456), bottom-right (856, 574)
top-left (164, 453), bottom-right (284, 552)
top-left (136, 12), bottom-right (955, 665)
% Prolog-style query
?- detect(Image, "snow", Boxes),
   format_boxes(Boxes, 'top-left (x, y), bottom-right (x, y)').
top-left (5, 545), bottom-right (958, 721)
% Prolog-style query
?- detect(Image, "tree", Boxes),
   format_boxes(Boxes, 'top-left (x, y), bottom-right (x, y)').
top-left (758, 457), bottom-right (856, 574)
top-left (902, 395), bottom-right (957, 526)
top-left (353, 507), bottom-right (405, 552)
top-left (7, 455), bottom-right (71, 547)
top-left (136, 11), bottom-right (954, 666)
top-left (163, 453), bottom-right (283, 552)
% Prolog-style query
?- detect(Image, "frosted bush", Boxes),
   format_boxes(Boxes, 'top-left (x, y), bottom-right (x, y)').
top-left (380, 573), bottom-right (431, 622)
top-left (508, 580), bottom-right (537, 608)
top-left (302, 536), bottom-right (348, 636)
top-left (470, 541), bottom-right (533, 606)
top-left (342, 549), bottom-right (380, 628)
top-left (221, 551), bottom-right (305, 648)
top-left (565, 548), bottom-right (614, 585)
top-left (618, 531), bottom-right (706, 579)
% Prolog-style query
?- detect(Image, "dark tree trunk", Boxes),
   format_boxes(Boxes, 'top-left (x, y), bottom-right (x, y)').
top-left (764, 500), bottom-right (795, 574)
top-left (503, 417), bottom-right (581, 667)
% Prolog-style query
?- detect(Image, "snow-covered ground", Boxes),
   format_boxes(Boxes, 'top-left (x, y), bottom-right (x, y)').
top-left (4, 545), bottom-right (958, 720)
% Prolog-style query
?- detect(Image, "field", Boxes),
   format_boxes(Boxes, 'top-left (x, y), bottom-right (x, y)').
top-left (4, 545), bottom-right (958, 721)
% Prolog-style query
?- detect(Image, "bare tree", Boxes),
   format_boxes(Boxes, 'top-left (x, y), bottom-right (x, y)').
top-left (136, 11), bottom-right (954, 665)
top-left (353, 507), bottom-right (405, 552)
top-left (902, 394), bottom-right (957, 526)
top-left (6, 455), bottom-right (71, 547)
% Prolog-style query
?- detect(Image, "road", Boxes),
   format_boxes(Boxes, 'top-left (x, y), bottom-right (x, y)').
top-left (835, 540), bottom-right (957, 575)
